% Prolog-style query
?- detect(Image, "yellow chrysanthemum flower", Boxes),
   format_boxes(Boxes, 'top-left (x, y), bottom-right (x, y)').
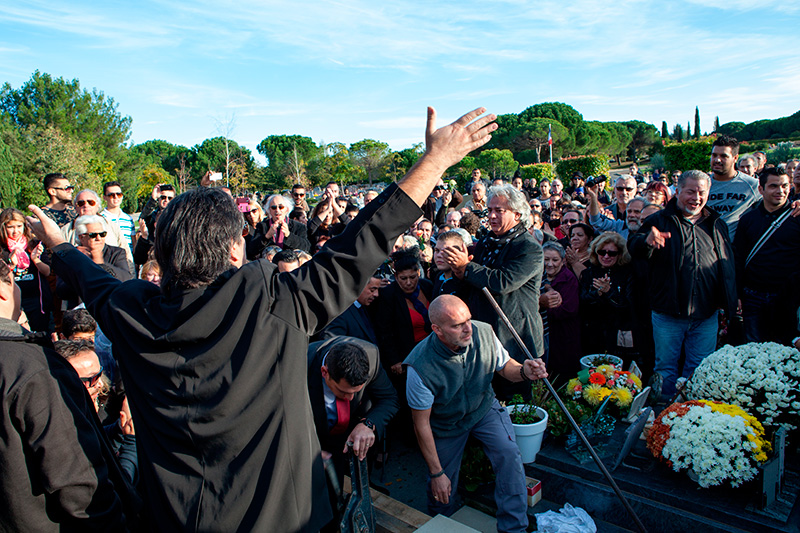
top-left (611, 386), bottom-right (633, 407)
top-left (596, 364), bottom-right (615, 378)
top-left (583, 383), bottom-right (606, 406)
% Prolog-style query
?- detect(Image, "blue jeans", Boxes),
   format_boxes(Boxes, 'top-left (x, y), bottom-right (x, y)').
top-left (652, 311), bottom-right (718, 398)
top-left (427, 398), bottom-right (528, 533)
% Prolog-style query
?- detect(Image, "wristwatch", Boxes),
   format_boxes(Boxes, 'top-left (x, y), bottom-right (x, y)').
top-left (361, 418), bottom-right (376, 433)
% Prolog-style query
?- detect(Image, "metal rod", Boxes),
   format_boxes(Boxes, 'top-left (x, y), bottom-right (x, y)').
top-left (481, 287), bottom-right (647, 533)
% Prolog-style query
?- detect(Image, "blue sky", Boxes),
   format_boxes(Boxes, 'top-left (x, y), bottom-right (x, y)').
top-left (1, 1), bottom-right (798, 164)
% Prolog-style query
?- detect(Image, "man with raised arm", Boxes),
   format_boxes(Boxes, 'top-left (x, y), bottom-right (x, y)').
top-left (26, 107), bottom-right (497, 533)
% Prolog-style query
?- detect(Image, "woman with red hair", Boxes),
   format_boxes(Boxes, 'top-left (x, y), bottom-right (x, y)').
top-left (643, 181), bottom-right (671, 206)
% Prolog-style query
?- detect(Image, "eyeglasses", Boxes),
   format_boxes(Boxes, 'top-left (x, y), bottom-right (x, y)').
top-left (82, 231), bottom-right (107, 239)
top-left (597, 249), bottom-right (620, 257)
top-left (52, 185), bottom-right (75, 191)
top-left (160, 195), bottom-right (174, 201)
top-left (615, 187), bottom-right (635, 192)
top-left (105, 192), bottom-right (123, 198)
top-left (269, 205), bottom-right (286, 210)
top-left (76, 199), bottom-right (97, 207)
top-left (81, 367), bottom-right (104, 387)
top-left (487, 208), bottom-right (508, 215)
top-left (292, 192), bottom-right (305, 197)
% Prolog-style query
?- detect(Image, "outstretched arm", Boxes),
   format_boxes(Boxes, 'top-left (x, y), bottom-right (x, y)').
top-left (398, 107), bottom-right (496, 207)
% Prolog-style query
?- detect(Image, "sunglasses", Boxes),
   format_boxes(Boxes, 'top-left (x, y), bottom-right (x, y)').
top-left (292, 192), bottom-right (306, 197)
top-left (249, 208), bottom-right (259, 214)
top-left (82, 231), bottom-right (107, 239)
top-left (81, 367), bottom-right (104, 387)
top-left (105, 192), bottom-right (123, 198)
top-left (615, 187), bottom-right (635, 192)
top-left (52, 185), bottom-right (75, 191)
top-left (597, 249), bottom-right (620, 257)
top-left (562, 219), bottom-right (579, 225)
top-left (269, 205), bottom-right (286, 210)
top-left (160, 195), bottom-right (175, 201)
top-left (76, 199), bottom-right (97, 207)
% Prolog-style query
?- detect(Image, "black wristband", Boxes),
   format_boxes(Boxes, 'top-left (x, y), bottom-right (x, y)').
top-left (430, 469), bottom-right (446, 478)
top-left (520, 364), bottom-right (532, 382)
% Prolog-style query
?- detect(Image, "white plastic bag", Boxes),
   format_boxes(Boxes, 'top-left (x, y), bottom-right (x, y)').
top-left (535, 503), bottom-right (596, 533)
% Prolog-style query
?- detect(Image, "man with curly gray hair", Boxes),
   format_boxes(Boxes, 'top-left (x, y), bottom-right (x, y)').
top-left (440, 184), bottom-right (543, 401)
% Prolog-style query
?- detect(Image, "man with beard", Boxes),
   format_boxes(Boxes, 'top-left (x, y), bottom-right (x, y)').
top-left (629, 171), bottom-right (736, 400)
top-left (706, 135), bottom-right (759, 240)
top-left (586, 183), bottom-right (645, 239)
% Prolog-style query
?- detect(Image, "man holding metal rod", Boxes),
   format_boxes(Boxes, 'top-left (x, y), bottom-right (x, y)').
top-left (404, 295), bottom-right (547, 533)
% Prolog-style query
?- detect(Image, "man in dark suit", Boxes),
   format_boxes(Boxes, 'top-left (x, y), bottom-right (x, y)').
top-left (320, 275), bottom-right (381, 343)
top-left (307, 336), bottom-right (398, 469)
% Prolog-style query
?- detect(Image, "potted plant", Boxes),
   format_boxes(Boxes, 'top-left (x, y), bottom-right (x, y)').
top-left (579, 353), bottom-right (623, 370)
top-left (506, 383), bottom-right (550, 463)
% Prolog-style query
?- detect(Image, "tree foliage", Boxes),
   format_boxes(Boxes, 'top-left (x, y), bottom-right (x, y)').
top-left (475, 149), bottom-right (518, 180)
top-left (350, 139), bottom-right (391, 185)
top-left (622, 120), bottom-right (659, 162)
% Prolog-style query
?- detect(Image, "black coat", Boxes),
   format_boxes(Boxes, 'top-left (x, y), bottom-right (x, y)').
top-left (0, 319), bottom-right (138, 532)
top-left (371, 278), bottom-right (434, 368)
top-left (629, 197), bottom-right (737, 318)
top-left (49, 184), bottom-right (420, 533)
top-left (320, 304), bottom-right (378, 344)
top-left (578, 263), bottom-right (634, 356)
top-left (307, 336), bottom-right (398, 450)
top-left (247, 218), bottom-right (311, 259)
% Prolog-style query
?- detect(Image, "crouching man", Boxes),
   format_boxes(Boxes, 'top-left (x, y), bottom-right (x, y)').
top-left (403, 295), bottom-right (547, 533)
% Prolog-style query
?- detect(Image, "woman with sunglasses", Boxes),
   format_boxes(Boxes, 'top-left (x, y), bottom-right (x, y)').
top-left (578, 231), bottom-right (635, 360)
top-left (0, 208), bottom-right (52, 332)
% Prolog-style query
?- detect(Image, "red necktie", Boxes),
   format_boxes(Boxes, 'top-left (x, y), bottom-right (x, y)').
top-left (330, 398), bottom-right (350, 435)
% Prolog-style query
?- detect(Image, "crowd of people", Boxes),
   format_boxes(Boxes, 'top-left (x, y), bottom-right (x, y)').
top-left (1, 104), bottom-right (799, 533)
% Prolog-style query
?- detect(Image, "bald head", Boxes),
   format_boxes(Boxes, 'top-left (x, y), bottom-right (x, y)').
top-left (429, 295), bottom-right (473, 350)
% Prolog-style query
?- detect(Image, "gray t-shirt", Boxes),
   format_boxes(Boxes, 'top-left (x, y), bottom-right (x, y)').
top-left (707, 171), bottom-right (759, 240)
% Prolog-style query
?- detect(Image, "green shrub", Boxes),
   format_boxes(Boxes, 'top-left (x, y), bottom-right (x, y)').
top-left (662, 140), bottom-right (713, 173)
top-left (648, 153), bottom-right (666, 171)
top-left (766, 142), bottom-right (800, 165)
top-left (555, 155), bottom-right (610, 182)
top-left (518, 163), bottom-right (555, 184)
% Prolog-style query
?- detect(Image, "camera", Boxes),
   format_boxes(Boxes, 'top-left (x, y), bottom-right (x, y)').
top-left (585, 175), bottom-right (608, 187)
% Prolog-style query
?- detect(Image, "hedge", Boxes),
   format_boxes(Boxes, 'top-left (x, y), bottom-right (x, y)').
top-left (662, 140), bottom-right (713, 173)
top-left (554, 155), bottom-right (610, 183)
top-left (518, 163), bottom-right (555, 185)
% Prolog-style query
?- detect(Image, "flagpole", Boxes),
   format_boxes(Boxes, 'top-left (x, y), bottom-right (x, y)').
top-left (548, 123), bottom-right (553, 166)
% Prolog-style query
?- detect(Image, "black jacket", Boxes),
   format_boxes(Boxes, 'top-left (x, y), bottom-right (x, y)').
top-left (247, 218), bottom-right (311, 258)
top-left (49, 184), bottom-right (419, 533)
top-left (306, 336), bottom-right (398, 449)
top-left (629, 197), bottom-right (736, 318)
top-left (371, 278), bottom-right (434, 368)
top-left (0, 319), bottom-right (138, 532)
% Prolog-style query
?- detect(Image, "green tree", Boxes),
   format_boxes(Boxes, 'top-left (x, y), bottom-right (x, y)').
top-left (0, 70), bottom-right (131, 161)
top-left (673, 124), bottom-right (684, 142)
top-left (518, 102), bottom-right (584, 155)
top-left (661, 121), bottom-right (669, 139)
top-left (603, 122), bottom-right (633, 164)
top-left (495, 118), bottom-right (568, 163)
top-left (694, 107), bottom-right (701, 140)
top-left (714, 116), bottom-right (720, 133)
top-left (349, 139), bottom-right (391, 185)
top-left (191, 137), bottom-right (255, 189)
top-left (257, 134), bottom-right (320, 187)
top-left (387, 143), bottom-right (424, 182)
top-left (622, 120), bottom-right (659, 162)
top-left (475, 149), bottom-right (518, 180)
top-left (0, 137), bottom-right (16, 208)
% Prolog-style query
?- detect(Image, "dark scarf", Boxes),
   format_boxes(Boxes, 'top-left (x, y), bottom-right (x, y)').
top-left (403, 285), bottom-right (431, 332)
top-left (480, 222), bottom-right (526, 268)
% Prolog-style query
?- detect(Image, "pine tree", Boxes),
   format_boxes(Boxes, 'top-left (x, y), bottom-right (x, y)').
top-left (694, 107), bottom-right (701, 139)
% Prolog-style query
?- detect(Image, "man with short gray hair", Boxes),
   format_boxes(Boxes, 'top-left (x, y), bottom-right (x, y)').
top-left (629, 170), bottom-right (736, 400)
